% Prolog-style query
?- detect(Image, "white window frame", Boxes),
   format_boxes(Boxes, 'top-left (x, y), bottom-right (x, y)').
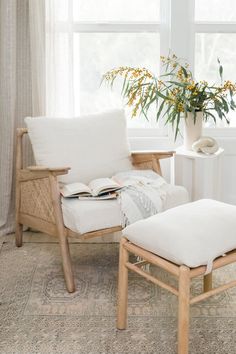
top-left (55, 1), bottom-right (166, 138)
top-left (55, 0), bottom-right (236, 139)
top-left (191, 0), bottom-right (236, 137)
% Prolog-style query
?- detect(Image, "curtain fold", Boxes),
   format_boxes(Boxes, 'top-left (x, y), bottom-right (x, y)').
top-left (0, 0), bottom-right (45, 236)
top-left (0, 0), bottom-right (17, 235)
top-left (29, 0), bottom-right (46, 116)
top-left (45, 0), bottom-right (75, 116)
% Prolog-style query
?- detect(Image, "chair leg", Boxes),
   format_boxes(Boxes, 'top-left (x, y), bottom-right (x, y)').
top-left (58, 235), bottom-right (75, 293)
top-left (48, 174), bottom-right (75, 293)
top-left (178, 266), bottom-right (190, 354)
top-left (204, 272), bottom-right (213, 292)
top-left (117, 237), bottom-right (129, 330)
top-left (15, 222), bottom-right (23, 247)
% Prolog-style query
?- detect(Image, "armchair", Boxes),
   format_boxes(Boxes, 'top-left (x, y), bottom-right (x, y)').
top-left (15, 110), bottom-right (186, 293)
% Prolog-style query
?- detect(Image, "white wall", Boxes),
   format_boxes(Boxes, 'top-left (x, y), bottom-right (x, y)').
top-left (217, 138), bottom-right (236, 205)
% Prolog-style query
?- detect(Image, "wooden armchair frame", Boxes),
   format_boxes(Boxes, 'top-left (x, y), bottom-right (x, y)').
top-left (15, 128), bottom-right (175, 293)
top-left (117, 237), bottom-right (236, 354)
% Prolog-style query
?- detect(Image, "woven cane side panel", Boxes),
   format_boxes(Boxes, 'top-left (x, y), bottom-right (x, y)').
top-left (20, 179), bottom-right (55, 223)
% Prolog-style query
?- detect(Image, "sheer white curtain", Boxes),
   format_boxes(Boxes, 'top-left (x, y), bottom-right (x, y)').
top-left (45, 0), bottom-right (75, 116)
top-left (29, 0), bottom-right (46, 116)
top-left (44, 0), bottom-right (119, 117)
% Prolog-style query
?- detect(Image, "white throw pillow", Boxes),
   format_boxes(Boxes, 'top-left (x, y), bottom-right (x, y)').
top-left (123, 199), bottom-right (236, 272)
top-left (25, 109), bottom-right (132, 184)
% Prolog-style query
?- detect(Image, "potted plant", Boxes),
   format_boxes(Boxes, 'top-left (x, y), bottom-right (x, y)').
top-left (102, 54), bottom-right (236, 149)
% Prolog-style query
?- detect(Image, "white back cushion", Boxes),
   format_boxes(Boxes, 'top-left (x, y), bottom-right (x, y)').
top-left (25, 109), bottom-right (132, 184)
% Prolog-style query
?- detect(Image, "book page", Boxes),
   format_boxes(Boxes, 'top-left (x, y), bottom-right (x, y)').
top-left (60, 182), bottom-right (91, 197)
top-left (89, 178), bottom-right (121, 196)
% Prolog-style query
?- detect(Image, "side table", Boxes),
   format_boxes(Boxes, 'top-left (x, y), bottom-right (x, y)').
top-left (172, 146), bottom-right (224, 201)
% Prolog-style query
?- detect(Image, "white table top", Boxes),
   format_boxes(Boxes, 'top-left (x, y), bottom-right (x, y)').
top-left (175, 146), bottom-right (224, 159)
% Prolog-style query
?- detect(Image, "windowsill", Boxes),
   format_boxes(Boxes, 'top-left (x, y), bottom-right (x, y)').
top-left (128, 127), bottom-right (236, 139)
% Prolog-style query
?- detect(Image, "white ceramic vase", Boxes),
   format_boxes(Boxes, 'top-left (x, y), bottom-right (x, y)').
top-left (183, 111), bottom-right (203, 150)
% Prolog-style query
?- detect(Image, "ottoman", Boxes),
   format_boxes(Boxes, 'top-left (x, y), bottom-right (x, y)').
top-left (117, 199), bottom-right (236, 354)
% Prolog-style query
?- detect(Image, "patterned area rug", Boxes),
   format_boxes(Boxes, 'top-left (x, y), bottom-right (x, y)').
top-left (0, 233), bottom-right (236, 354)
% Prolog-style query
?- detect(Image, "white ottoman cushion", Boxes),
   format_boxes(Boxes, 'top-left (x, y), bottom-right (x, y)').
top-left (123, 199), bottom-right (236, 271)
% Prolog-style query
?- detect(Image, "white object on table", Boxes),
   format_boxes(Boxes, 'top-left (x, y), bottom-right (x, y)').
top-left (172, 146), bottom-right (224, 201)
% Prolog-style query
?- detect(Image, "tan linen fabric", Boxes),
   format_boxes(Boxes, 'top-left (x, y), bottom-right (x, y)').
top-left (0, 0), bottom-right (45, 236)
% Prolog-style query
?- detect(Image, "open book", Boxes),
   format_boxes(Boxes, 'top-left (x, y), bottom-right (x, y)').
top-left (60, 177), bottom-right (122, 199)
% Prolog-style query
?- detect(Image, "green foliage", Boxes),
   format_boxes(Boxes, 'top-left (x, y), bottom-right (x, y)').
top-left (102, 55), bottom-right (236, 140)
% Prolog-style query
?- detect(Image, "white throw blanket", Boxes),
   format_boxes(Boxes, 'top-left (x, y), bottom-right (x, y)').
top-left (114, 170), bottom-right (168, 227)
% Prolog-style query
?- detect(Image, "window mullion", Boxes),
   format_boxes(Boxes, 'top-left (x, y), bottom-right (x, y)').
top-left (170, 0), bottom-right (195, 70)
top-left (71, 22), bottom-right (160, 33)
top-left (195, 23), bottom-right (236, 33)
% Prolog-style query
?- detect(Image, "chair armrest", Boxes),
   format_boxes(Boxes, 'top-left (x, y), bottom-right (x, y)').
top-left (131, 151), bottom-right (175, 175)
top-left (17, 166), bottom-right (70, 182)
top-left (27, 166), bottom-right (71, 173)
top-left (131, 151), bottom-right (175, 164)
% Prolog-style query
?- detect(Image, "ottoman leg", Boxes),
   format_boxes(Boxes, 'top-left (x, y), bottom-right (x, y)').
top-left (178, 266), bottom-right (190, 354)
top-left (204, 272), bottom-right (213, 292)
top-left (117, 237), bottom-right (129, 330)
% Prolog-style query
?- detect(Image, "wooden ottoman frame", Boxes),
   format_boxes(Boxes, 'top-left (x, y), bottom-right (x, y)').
top-left (15, 128), bottom-right (174, 293)
top-left (117, 237), bottom-right (236, 354)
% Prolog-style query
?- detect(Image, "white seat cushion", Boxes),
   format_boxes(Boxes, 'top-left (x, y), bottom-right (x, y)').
top-left (62, 197), bottom-right (121, 234)
top-left (25, 109), bottom-right (132, 184)
top-left (123, 199), bottom-right (236, 270)
top-left (61, 183), bottom-right (189, 234)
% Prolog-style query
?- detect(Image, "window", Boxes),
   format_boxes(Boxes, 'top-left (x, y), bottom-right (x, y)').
top-left (46, 0), bottom-right (236, 133)
top-left (194, 0), bottom-right (236, 127)
top-left (47, 0), bottom-right (161, 130)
